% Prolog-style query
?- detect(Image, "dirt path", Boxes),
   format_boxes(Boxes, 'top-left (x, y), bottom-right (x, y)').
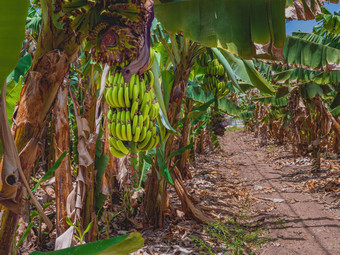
top-left (221, 131), bottom-right (340, 255)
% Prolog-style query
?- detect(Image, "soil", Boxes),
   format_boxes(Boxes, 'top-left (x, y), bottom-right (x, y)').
top-left (18, 130), bottom-right (340, 254)
top-left (134, 130), bottom-right (340, 254)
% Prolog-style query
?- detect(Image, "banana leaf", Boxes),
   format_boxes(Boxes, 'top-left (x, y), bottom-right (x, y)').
top-left (220, 50), bottom-right (274, 94)
top-left (299, 82), bottom-right (324, 98)
top-left (154, 0), bottom-right (286, 60)
top-left (154, 0), bottom-right (336, 60)
top-left (186, 85), bottom-right (241, 116)
top-left (283, 34), bottom-right (340, 71)
top-left (30, 232), bottom-right (144, 255)
top-left (252, 96), bottom-right (288, 106)
top-left (0, 0), bottom-right (29, 89)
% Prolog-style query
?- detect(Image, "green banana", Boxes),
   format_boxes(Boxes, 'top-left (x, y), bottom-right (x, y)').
top-left (133, 124), bottom-right (141, 142)
top-left (110, 146), bottom-right (126, 158)
top-left (112, 84), bottom-right (120, 107)
top-left (141, 104), bottom-right (150, 121)
top-left (121, 121), bottom-right (127, 140)
top-left (132, 79), bottom-right (140, 102)
top-left (138, 112), bottom-right (143, 129)
top-left (126, 120), bottom-right (132, 141)
top-left (124, 82), bottom-right (130, 107)
top-left (138, 130), bottom-right (151, 150)
top-left (129, 75), bottom-right (135, 99)
top-left (116, 119), bottom-right (122, 140)
top-left (139, 124), bottom-right (147, 142)
top-left (115, 139), bottom-right (130, 154)
top-left (132, 113), bottom-right (138, 135)
top-left (130, 99), bottom-right (139, 119)
top-left (118, 84), bottom-right (125, 107)
top-left (148, 70), bottom-right (154, 88)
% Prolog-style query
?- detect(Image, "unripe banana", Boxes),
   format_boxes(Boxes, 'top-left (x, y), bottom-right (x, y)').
top-left (112, 72), bottom-right (119, 85)
top-left (138, 130), bottom-right (151, 150)
top-left (144, 115), bottom-right (150, 130)
top-left (124, 82), bottom-right (130, 107)
top-left (121, 121), bottom-right (128, 141)
top-left (130, 99), bottom-right (139, 119)
top-left (115, 139), bottom-right (130, 154)
top-left (138, 112), bottom-right (143, 129)
top-left (133, 78), bottom-right (140, 102)
top-left (112, 84), bottom-right (120, 107)
top-left (110, 146), bottom-right (126, 158)
top-left (129, 74), bottom-right (136, 99)
top-left (110, 121), bottom-right (116, 138)
top-left (118, 84), bottom-right (125, 107)
top-left (126, 120), bottom-right (132, 141)
top-left (138, 124), bottom-right (147, 142)
top-left (142, 135), bottom-right (156, 151)
top-left (148, 70), bottom-right (154, 88)
top-left (133, 124), bottom-right (141, 142)
top-left (116, 119), bottom-right (123, 140)
top-left (139, 78), bottom-right (145, 103)
top-left (106, 87), bottom-right (115, 107)
top-left (107, 108), bottom-right (113, 121)
top-left (132, 113), bottom-right (138, 134)
top-left (142, 104), bottom-right (150, 121)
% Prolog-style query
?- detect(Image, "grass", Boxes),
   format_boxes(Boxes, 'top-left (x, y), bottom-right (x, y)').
top-left (191, 202), bottom-right (269, 255)
top-left (226, 126), bottom-right (244, 132)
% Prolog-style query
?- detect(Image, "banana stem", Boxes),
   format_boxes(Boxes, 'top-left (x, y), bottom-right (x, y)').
top-left (130, 141), bottom-right (138, 187)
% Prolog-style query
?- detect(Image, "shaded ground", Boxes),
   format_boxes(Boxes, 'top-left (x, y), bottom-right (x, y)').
top-left (134, 130), bottom-right (340, 254)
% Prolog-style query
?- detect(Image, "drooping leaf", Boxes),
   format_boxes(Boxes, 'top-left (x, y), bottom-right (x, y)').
top-left (219, 49), bottom-right (274, 94)
top-left (30, 232), bottom-right (144, 255)
top-left (154, 0), bottom-right (288, 59)
top-left (283, 34), bottom-right (340, 71)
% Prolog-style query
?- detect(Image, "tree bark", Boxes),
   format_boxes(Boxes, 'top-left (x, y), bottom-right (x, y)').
top-left (0, 0), bottom-right (84, 249)
top-left (52, 77), bottom-right (72, 236)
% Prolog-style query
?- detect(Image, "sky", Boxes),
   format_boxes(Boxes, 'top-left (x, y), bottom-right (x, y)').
top-left (286, 2), bottom-right (340, 35)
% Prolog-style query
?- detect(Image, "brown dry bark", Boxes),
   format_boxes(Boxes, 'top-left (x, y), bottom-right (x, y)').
top-left (0, 0), bottom-right (85, 249)
top-left (101, 102), bottom-right (119, 195)
top-left (52, 78), bottom-right (72, 236)
top-left (177, 99), bottom-right (194, 179)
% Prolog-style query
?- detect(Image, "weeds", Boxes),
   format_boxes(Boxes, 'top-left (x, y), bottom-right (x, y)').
top-left (191, 216), bottom-right (268, 254)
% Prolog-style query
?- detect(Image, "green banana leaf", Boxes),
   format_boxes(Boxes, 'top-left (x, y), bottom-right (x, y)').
top-left (0, 0), bottom-right (29, 89)
top-left (252, 96), bottom-right (288, 106)
top-left (6, 76), bottom-right (24, 126)
top-left (220, 50), bottom-right (274, 94)
top-left (316, 7), bottom-right (340, 35)
top-left (30, 232), bottom-right (144, 255)
top-left (283, 34), bottom-right (340, 71)
top-left (155, 0), bottom-right (286, 59)
top-left (331, 105), bottom-right (340, 116)
top-left (186, 85), bottom-right (241, 116)
top-left (299, 82), bottom-right (324, 98)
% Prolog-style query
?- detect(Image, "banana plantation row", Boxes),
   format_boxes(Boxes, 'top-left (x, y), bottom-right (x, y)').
top-left (0, 0), bottom-right (339, 254)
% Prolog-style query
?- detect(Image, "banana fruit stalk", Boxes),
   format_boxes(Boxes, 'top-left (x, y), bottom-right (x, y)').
top-left (105, 70), bottom-right (160, 158)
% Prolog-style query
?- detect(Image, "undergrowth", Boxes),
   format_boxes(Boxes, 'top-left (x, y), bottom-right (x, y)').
top-left (191, 212), bottom-right (268, 254)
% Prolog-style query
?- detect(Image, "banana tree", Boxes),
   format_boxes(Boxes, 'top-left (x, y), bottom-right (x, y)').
top-left (1, 0), bottom-right (338, 252)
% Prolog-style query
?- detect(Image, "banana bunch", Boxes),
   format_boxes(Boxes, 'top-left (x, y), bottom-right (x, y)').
top-left (200, 57), bottom-right (230, 99)
top-left (197, 54), bottom-right (209, 67)
top-left (105, 70), bottom-right (160, 158)
top-left (206, 59), bottom-right (225, 76)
